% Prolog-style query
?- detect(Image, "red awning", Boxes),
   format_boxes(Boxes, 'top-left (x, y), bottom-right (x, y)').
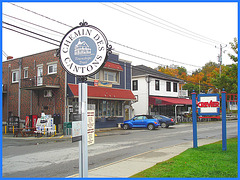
top-left (104, 62), bottom-right (123, 71)
top-left (68, 84), bottom-right (135, 101)
top-left (149, 96), bottom-right (192, 105)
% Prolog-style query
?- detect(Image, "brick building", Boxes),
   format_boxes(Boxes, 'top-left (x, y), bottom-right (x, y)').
top-left (2, 49), bottom-right (135, 131)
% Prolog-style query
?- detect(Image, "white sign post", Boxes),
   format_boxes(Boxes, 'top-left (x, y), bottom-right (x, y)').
top-left (78, 82), bottom-right (88, 177)
top-left (58, 21), bottom-right (111, 178)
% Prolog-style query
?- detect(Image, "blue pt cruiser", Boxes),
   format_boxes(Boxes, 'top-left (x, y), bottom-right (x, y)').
top-left (121, 115), bottom-right (160, 130)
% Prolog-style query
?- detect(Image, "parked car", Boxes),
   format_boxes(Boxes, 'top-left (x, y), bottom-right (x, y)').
top-left (121, 115), bottom-right (160, 130)
top-left (153, 115), bottom-right (175, 128)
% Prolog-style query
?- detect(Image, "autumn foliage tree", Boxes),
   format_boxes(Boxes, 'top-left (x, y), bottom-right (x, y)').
top-left (158, 38), bottom-right (237, 96)
top-left (211, 38), bottom-right (238, 94)
top-left (158, 62), bottom-right (219, 95)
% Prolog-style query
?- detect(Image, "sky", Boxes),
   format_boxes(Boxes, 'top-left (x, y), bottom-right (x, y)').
top-left (2, 1), bottom-right (238, 74)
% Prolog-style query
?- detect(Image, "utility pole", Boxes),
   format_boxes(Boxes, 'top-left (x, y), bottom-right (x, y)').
top-left (217, 44), bottom-right (227, 77)
top-left (219, 44), bottom-right (222, 77)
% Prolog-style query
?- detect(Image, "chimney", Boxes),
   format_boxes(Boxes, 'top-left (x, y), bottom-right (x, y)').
top-left (7, 56), bottom-right (13, 60)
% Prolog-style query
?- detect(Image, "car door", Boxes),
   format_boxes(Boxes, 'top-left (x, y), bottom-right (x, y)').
top-left (132, 116), bottom-right (144, 127)
top-left (141, 116), bottom-right (149, 127)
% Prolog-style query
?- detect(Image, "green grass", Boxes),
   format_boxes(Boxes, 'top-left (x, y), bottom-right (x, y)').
top-left (131, 138), bottom-right (238, 178)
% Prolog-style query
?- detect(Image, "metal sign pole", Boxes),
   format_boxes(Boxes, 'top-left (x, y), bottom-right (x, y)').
top-left (78, 80), bottom-right (88, 177)
top-left (221, 89), bottom-right (227, 151)
top-left (191, 91), bottom-right (198, 148)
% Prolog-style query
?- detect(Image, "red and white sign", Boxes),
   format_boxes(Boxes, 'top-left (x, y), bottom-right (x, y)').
top-left (198, 95), bottom-right (220, 115)
top-left (197, 100), bottom-right (220, 108)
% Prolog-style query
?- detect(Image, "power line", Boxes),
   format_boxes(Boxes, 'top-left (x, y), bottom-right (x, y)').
top-left (5, 2), bottom-right (206, 70)
top-left (3, 21), bottom-right (61, 43)
top-left (2, 26), bottom-right (59, 46)
top-left (3, 23), bottom-right (214, 88)
top-left (9, 2), bottom-right (72, 28)
top-left (124, 3), bottom-right (225, 46)
top-left (2, 50), bottom-right (8, 58)
top-left (107, 56), bottom-right (216, 88)
top-left (102, 3), bottom-right (220, 47)
top-left (3, 13), bottom-right (65, 36)
top-left (111, 41), bottom-right (201, 68)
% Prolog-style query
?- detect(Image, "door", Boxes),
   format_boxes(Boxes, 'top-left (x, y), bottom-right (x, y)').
top-left (132, 116), bottom-right (145, 127)
top-left (37, 66), bottom-right (43, 86)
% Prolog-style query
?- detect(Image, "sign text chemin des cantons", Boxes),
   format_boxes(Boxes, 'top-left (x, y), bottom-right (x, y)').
top-left (59, 21), bottom-right (112, 77)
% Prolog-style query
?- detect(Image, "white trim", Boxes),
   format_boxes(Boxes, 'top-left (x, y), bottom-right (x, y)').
top-left (12, 69), bottom-right (19, 83)
top-left (23, 67), bottom-right (29, 78)
top-left (48, 63), bottom-right (57, 75)
top-left (47, 61), bottom-right (58, 65)
top-left (36, 64), bottom-right (43, 67)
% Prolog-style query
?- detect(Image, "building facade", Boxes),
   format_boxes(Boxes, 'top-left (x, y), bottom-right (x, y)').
top-left (131, 65), bottom-right (192, 119)
top-left (66, 53), bottom-right (135, 129)
top-left (2, 49), bottom-right (65, 131)
top-left (2, 50), bottom-right (135, 131)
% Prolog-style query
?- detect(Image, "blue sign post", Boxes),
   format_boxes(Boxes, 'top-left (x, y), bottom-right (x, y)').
top-left (191, 91), bottom-right (198, 148)
top-left (192, 90), bottom-right (227, 151)
top-left (221, 90), bottom-right (227, 151)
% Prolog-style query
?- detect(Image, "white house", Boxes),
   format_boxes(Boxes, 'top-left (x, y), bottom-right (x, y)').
top-left (131, 65), bottom-right (192, 119)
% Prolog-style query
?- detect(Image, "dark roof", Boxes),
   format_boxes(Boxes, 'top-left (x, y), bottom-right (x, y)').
top-left (132, 65), bottom-right (184, 82)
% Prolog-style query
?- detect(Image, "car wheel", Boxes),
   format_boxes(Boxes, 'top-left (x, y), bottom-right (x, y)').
top-left (147, 124), bottom-right (155, 130)
top-left (161, 122), bottom-right (167, 128)
top-left (123, 124), bottom-right (129, 130)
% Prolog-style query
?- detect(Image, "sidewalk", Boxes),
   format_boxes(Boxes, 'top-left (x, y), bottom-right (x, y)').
top-left (2, 127), bottom-right (120, 140)
top-left (68, 137), bottom-right (222, 178)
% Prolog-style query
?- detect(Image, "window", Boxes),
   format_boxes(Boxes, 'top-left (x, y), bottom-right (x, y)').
top-left (132, 80), bottom-right (138, 91)
top-left (89, 72), bottom-right (99, 80)
top-left (24, 68), bottom-right (28, 78)
top-left (155, 80), bottom-right (160, 90)
top-left (104, 71), bottom-right (118, 82)
top-left (173, 83), bottom-right (178, 92)
top-left (166, 82), bottom-right (171, 92)
top-left (96, 100), bottom-right (123, 117)
top-left (12, 70), bottom-right (19, 83)
top-left (48, 63), bottom-right (57, 74)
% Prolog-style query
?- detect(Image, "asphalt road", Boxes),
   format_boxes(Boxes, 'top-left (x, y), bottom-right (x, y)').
top-left (2, 120), bottom-right (238, 177)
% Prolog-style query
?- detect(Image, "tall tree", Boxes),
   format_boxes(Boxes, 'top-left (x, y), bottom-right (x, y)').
top-left (211, 38), bottom-right (238, 94)
top-left (228, 37), bottom-right (238, 62)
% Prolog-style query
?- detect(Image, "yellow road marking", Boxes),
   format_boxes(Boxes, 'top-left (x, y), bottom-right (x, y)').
top-left (59, 135), bottom-right (64, 139)
top-left (48, 135), bottom-right (55, 139)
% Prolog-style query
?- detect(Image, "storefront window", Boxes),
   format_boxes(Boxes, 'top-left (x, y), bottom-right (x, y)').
top-left (102, 100), bottom-right (107, 116)
top-left (115, 101), bottom-right (119, 116)
top-left (97, 100), bottom-right (123, 117)
top-left (107, 101), bottom-right (111, 116)
top-left (70, 98), bottom-right (124, 118)
top-left (111, 101), bottom-right (115, 116)
top-left (99, 100), bottom-right (103, 116)
top-left (88, 99), bottom-right (98, 117)
top-left (118, 102), bottom-right (122, 116)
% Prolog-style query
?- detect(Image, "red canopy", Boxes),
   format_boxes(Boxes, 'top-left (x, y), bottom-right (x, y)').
top-left (68, 84), bottom-right (135, 101)
top-left (149, 96), bottom-right (192, 105)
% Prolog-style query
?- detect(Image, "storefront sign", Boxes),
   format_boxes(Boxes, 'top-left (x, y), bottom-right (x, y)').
top-left (59, 21), bottom-right (111, 77)
top-left (197, 94), bottom-right (220, 115)
top-left (98, 81), bottom-right (112, 87)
